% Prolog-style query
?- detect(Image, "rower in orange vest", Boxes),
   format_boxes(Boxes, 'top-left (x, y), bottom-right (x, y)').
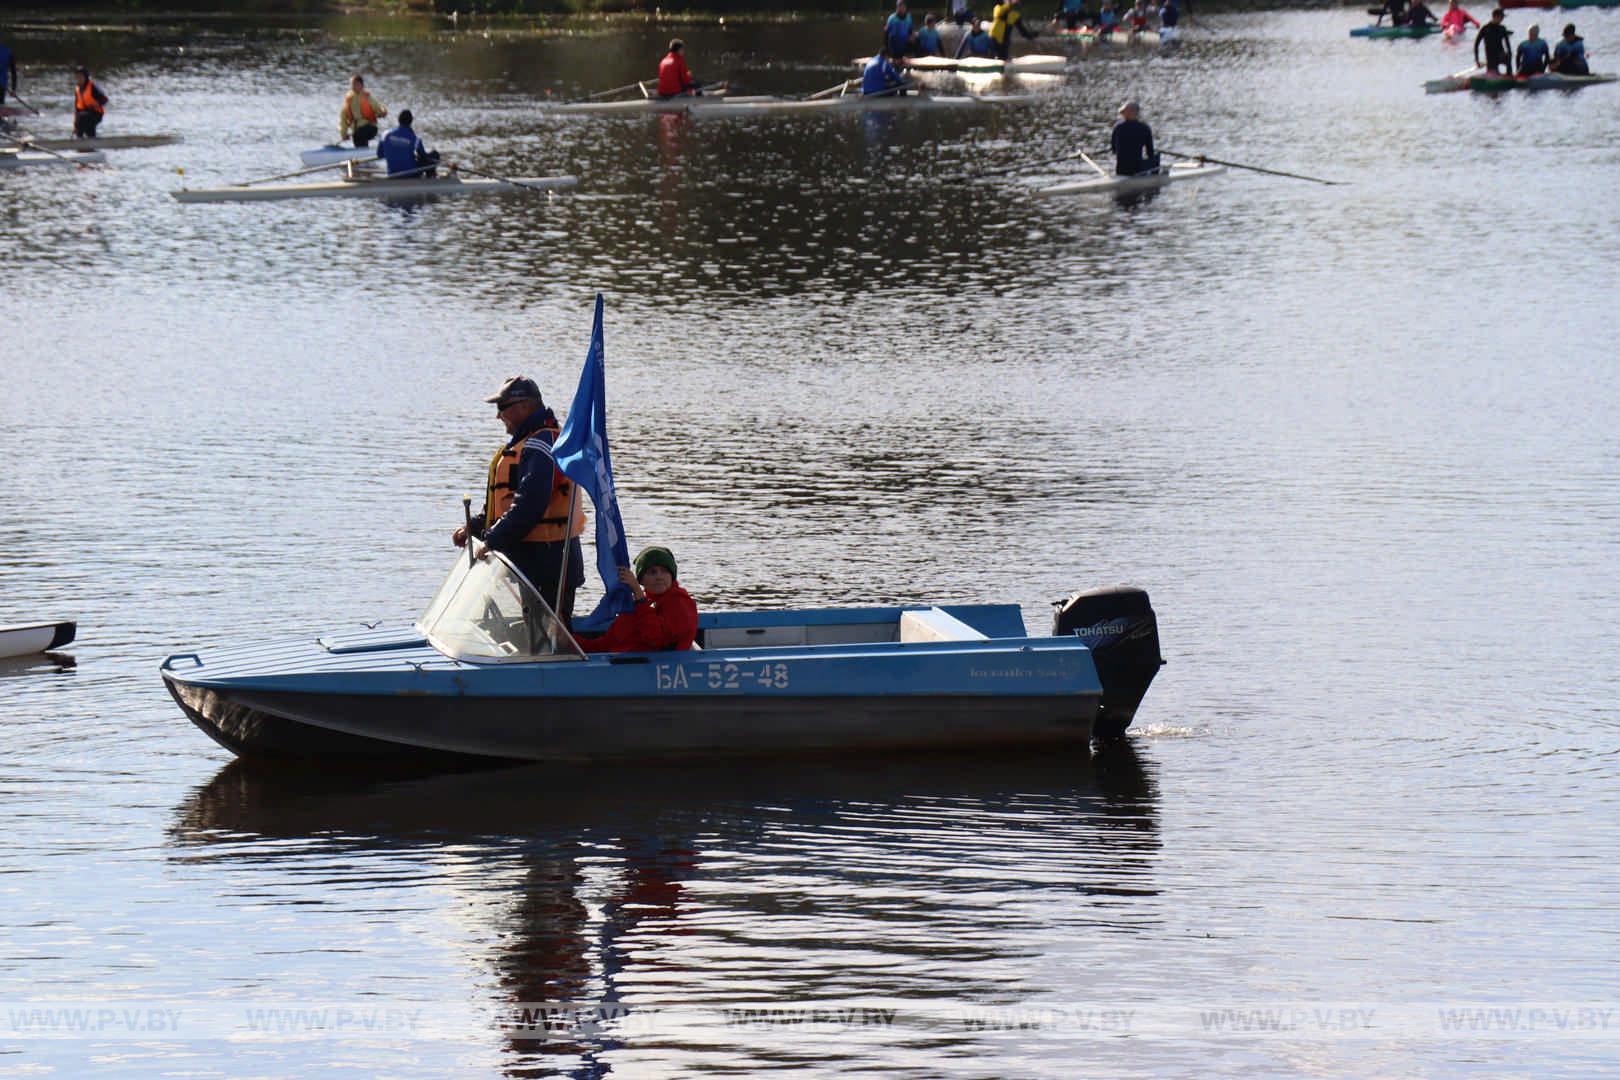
top-left (72, 66), bottom-right (107, 138)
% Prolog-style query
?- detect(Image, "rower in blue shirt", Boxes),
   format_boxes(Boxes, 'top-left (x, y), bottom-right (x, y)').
top-left (1516, 23), bottom-right (1551, 75)
top-left (376, 109), bottom-right (441, 177)
top-left (1110, 99), bottom-right (1160, 176)
top-left (1056, 0), bottom-right (1086, 32)
top-left (1097, 0), bottom-right (1120, 31)
top-left (862, 49), bottom-right (909, 95)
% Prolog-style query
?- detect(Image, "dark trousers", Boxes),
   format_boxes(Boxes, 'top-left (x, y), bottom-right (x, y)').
top-left (351, 123), bottom-right (378, 147)
top-left (74, 109), bottom-right (102, 138)
top-left (503, 537), bottom-right (586, 628)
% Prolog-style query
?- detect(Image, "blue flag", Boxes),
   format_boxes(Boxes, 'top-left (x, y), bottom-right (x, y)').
top-left (552, 294), bottom-right (636, 633)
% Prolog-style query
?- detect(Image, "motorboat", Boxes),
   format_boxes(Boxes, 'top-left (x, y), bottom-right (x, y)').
top-left (161, 551), bottom-right (1162, 767)
top-left (0, 621), bottom-right (76, 659)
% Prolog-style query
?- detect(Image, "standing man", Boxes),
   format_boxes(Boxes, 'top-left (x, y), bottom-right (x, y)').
top-left (1475, 9), bottom-right (1513, 75)
top-left (0, 37), bottom-right (17, 108)
top-left (72, 66), bottom-right (107, 138)
top-left (1110, 99), bottom-right (1160, 176)
top-left (1515, 23), bottom-right (1550, 75)
top-left (657, 39), bottom-right (700, 98)
top-left (454, 376), bottom-right (588, 625)
top-left (377, 109), bottom-right (440, 177)
top-left (885, 0), bottom-right (916, 57)
top-left (988, 0), bottom-right (1039, 59)
top-left (339, 74), bottom-right (387, 148)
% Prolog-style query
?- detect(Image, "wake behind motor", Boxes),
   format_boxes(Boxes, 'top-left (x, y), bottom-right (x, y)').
top-left (1053, 586), bottom-right (1164, 739)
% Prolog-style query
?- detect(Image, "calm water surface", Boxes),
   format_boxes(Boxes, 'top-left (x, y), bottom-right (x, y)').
top-left (3, 8), bottom-right (1619, 1076)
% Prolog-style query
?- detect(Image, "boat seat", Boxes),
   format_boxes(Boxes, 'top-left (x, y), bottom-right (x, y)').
top-left (899, 608), bottom-right (989, 644)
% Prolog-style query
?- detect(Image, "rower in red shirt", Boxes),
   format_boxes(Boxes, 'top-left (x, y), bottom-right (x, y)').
top-left (656, 39), bottom-right (700, 98)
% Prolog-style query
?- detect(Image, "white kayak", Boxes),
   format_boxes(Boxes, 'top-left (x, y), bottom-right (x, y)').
top-left (1037, 161), bottom-right (1225, 196)
top-left (299, 143), bottom-right (379, 166)
top-left (685, 91), bottom-right (1035, 119)
top-left (16, 134), bottom-right (179, 150)
top-left (1054, 26), bottom-right (1166, 45)
top-left (856, 53), bottom-right (1069, 75)
top-left (0, 148), bottom-right (106, 169)
top-left (0, 621), bottom-right (76, 659)
top-left (172, 172), bottom-right (578, 203)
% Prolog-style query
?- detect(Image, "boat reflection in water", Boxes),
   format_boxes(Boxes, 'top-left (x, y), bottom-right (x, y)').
top-left (169, 744), bottom-right (1158, 1074)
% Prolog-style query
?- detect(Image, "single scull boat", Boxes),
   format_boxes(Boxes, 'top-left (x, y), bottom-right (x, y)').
top-left (173, 172), bottom-right (578, 204)
top-left (855, 53), bottom-right (1069, 75)
top-left (1037, 159), bottom-right (1225, 196)
top-left (0, 148), bottom-right (106, 168)
top-left (13, 134), bottom-right (179, 151)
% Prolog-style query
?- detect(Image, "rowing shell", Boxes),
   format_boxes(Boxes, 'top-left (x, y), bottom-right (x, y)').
top-left (855, 53), bottom-right (1069, 75)
top-left (172, 173), bottom-right (578, 204)
top-left (0, 621), bottom-right (76, 660)
top-left (679, 92), bottom-right (1035, 119)
top-left (1036, 161), bottom-right (1225, 196)
top-left (1467, 70), bottom-right (1617, 90)
top-left (0, 149), bottom-right (107, 169)
top-left (299, 143), bottom-right (378, 166)
top-left (1350, 23), bottom-right (1442, 36)
top-left (1055, 27), bottom-right (1166, 45)
top-left (548, 94), bottom-right (778, 116)
top-left (7, 134), bottom-right (178, 151)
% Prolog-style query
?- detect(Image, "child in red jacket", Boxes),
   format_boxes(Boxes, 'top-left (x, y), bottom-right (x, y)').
top-left (579, 546), bottom-right (698, 653)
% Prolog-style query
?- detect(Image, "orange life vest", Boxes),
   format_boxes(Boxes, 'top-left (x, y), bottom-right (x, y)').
top-left (348, 92), bottom-right (378, 124)
top-left (485, 422), bottom-right (587, 543)
top-left (75, 78), bottom-right (104, 115)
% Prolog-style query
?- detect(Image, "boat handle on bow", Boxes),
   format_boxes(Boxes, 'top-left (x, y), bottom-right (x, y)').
top-left (161, 653), bottom-right (203, 671)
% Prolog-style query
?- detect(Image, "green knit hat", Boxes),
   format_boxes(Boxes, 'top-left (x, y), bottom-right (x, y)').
top-left (634, 546), bottom-right (678, 581)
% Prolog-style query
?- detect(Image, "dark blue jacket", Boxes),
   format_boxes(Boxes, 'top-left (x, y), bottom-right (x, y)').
top-left (1111, 118), bottom-right (1156, 175)
top-left (377, 122), bottom-right (428, 176)
top-left (482, 408), bottom-right (564, 551)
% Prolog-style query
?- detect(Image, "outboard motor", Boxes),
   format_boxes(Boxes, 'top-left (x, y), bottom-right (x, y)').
top-left (1053, 585), bottom-right (1164, 740)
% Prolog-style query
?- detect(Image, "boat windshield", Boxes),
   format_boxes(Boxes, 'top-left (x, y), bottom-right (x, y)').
top-left (416, 552), bottom-right (584, 664)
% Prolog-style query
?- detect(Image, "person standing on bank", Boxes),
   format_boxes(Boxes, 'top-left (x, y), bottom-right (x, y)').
top-left (339, 74), bottom-right (387, 147)
top-left (453, 376), bottom-right (587, 624)
top-left (1110, 99), bottom-right (1160, 176)
top-left (72, 67), bottom-right (107, 138)
top-left (1475, 9), bottom-right (1513, 75)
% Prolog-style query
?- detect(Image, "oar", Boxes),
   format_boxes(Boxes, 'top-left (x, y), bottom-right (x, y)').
top-left (861, 78), bottom-right (920, 99)
top-left (1160, 147), bottom-right (1342, 186)
top-left (1077, 149), bottom-right (1108, 177)
top-left (567, 80), bottom-right (645, 104)
top-left (462, 497), bottom-right (476, 568)
top-left (945, 147), bottom-right (1085, 183)
top-left (230, 158), bottom-right (355, 187)
top-left (10, 137), bottom-right (100, 167)
top-left (7, 92), bottom-right (42, 116)
top-left (450, 163), bottom-right (571, 195)
top-left (805, 79), bottom-right (857, 100)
